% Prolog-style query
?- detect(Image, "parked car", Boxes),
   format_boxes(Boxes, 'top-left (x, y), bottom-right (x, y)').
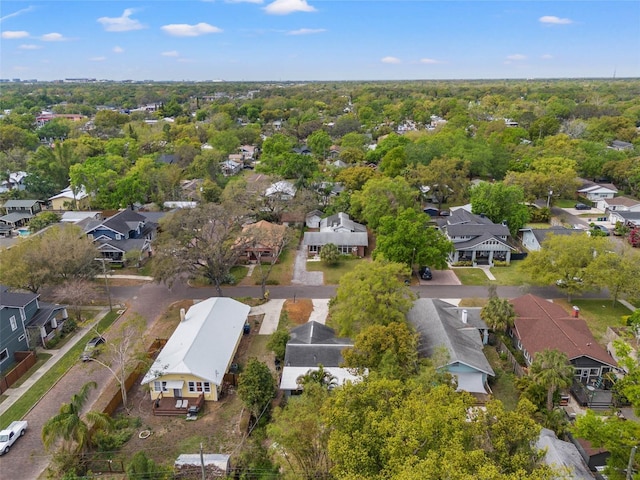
top-left (419, 266), bottom-right (433, 280)
top-left (81, 336), bottom-right (106, 361)
top-left (0, 421), bottom-right (27, 455)
top-left (575, 203), bottom-right (592, 210)
top-left (556, 277), bottom-right (583, 288)
top-left (592, 225), bottom-right (611, 236)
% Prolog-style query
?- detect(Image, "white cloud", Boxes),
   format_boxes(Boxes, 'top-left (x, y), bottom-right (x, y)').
top-left (19, 44), bottom-right (41, 50)
top-left (264, 0), bottom-right (316, 15)
top-left (1, 31), bottom-right (29, 39)
top-left (226, 0), bottom-right (263, 3)
top-left (41, 32), bottom-right (67, 42)
top-left (539, 15), bottom-right (573, 25)
top-left (381, 56), bottom-right (401, 64)
top-left (506, 54), bottom-right (526, 61)
top-left (541, 54), bottom-right (553, 60)
top-left (89, 56), bottom-right (106, 62)
top-left (0, 6), bottom-right (36, 23)
top-left (419, 58), bottom-right (441, 64)
top-left (113, 46), bottom-right (124, 53)
top-left (287, 28), bottom-right (325, 35)
top-left (162, 50), bottom-right (180, 57)
top-left (161, 22), bottom-right (222, 36)
top-left (97, 8), bottom-right (145, 32)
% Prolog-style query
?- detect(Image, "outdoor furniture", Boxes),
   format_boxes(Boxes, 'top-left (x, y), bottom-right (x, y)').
top-left (181, 399), bottom-right (189, 408)
top-left (175, 399), bottom-right (182, 408)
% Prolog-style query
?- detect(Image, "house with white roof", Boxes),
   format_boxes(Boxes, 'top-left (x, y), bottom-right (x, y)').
top-left (141, 297), bottom-right (250, 405)
top-left (0, 171), bottom-right (27, 193)
top-left (597, 195), bottom-right (640, 213)
top-left (49, 186), bottom-right (90, 210)
top-left (302, 212), bottom-right (368, 257)
top-left (577, 182), bottom-right (618, 202)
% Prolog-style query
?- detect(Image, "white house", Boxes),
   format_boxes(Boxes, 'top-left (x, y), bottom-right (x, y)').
top-left (302, 212), bottom-right (368, 257)
top-left (597, 195), bottom-right (640, 213)
top-left (141, 297), bottom-right (250, 403)
top-left (0, 171), bottom-right (27, 193)
top-left (265, 180), bottom-right (296, 200)
top-left (520, 226), bottom-right (585, 252)
top-left (577, 183), bottom-right (618, 202)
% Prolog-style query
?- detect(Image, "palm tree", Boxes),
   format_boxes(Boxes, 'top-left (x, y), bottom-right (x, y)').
top-left (297, 365), bottom-right (339, 391)
top-left (529, 349), bottom-right (574, 411)
top-left (480, 295), bottom-right (516, 333)
top-left (41, 381), bottom-right (112, 455)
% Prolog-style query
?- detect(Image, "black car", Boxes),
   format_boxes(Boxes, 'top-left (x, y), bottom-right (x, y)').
top-left (419, 266), bottom-right (432, 280)
top-left (81, 336), bottom-right (105, 361)
top-left (575, 203), bottom-right (592, 210)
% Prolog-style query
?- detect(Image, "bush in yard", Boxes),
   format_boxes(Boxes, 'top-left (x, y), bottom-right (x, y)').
top-left (320, 243), bottom-right (341, 266)
top-left (267, 328), bottom-right (290, 362)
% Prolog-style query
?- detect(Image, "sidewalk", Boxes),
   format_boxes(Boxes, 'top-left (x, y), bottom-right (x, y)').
top-left (95, 274), bottom-right (154, 281)
top-left (619, 299), bottom-right (636, 312)
top-left (0, 307), bottom-right (111, 416)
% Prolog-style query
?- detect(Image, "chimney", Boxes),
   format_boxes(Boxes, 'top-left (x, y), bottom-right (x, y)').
top-left (461, 309), bottom-right (468, 324)
top-left (180, 308), bottom-right (186, 322)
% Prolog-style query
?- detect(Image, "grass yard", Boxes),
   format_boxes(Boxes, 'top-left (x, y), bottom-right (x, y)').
top-left (553, 298), bottom-right (633, 343)
top-left (283, 298), bottom-right (314, 325)
top-left (555, 198), bottom-right (578, 208)
top-left (452, 268), bottom-right (492, 286)
top-left (485, 346), bottom-right (521, 411)
top-left (250, 245), bottom-right (297, 286)
top-left (306, 257), bottom-right (365, 284)
top-left (7, 353), bottom-right (52, 389)
top-left (490, 261), bottom-right (541, 287)
top-left (0, 310), bottom-right (120, 430)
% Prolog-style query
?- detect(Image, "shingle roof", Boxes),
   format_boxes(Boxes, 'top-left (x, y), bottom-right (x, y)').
top-left (2, 199), bottom-right (42, 208)
top-left (302, 231), bottom-right (368, 247)
top-left (536, 429), bottom-right (593, 479)
top-left (0, 291), bottom-right (39, 308)
top-left (142, 297), bottom-right (250, 386)
top-left (320, 212), bottom-right (366, 232)
top-left (510, 294), bottom-right (616, 367)
top-left (451, 232), bottom-right (515, 250)
top-left (284, 321), bottom-right (353, 367)
top-left (529, 227), bottom-right (584, 244)
top-left (406, 299), bottom-right (494, 375)
top-left (603, 196), bottom-right (640, 207)
top-left (28, 302), bottom-right (67, 328)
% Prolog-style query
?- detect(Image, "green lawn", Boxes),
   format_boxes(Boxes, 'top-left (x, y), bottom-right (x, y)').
top-left (490, 261), bottom-right (542, 287)
top-left (306, 257), bottom-right (365, 284)
top-left (8, 353), bottom-right (52, 389)
top-left (553, 298), bottom-right (633, 342)
top-left (0, 310), bottom-right (120, 430)
top-left (250, 245), bottom-right (297, 285)
top-left (228, 265), bottom-right (249, 283)
top-left (452, 268), bottom-right (492, 286)
top-left (554, 198), bottom-right (578, 208)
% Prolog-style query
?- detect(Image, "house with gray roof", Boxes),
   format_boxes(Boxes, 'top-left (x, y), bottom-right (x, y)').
top-left (609, 210), bottom-right (640, 228)
top-left (406, 298), bottom-right (494, 395)
top-left (0, 199), bottom-right (44, 228)
top-left (536, 429), bottom-right (593, 479)
top-left (597, 195), bottom-right (640, 213)
top-left (438, 208), bottom-right (516, 265)
top-left (520, 226), bottom-right (586, 252)
top-left (280, 321), bottom-right (362, 395)
top-left (302, 212), bottom-right (368, 257)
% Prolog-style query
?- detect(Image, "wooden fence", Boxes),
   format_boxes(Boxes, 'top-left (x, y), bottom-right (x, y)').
top-left (0, 351), bottom-right (37, 394)
top-left (496, 341), bottom-right (527, 377)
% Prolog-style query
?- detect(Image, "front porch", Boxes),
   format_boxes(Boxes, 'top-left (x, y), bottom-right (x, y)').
top-left (152, 393), bottom-right (205, 416)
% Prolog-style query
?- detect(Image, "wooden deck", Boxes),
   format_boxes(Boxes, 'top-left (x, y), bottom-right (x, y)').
top-left (152, 393), bottom-right (205, 416)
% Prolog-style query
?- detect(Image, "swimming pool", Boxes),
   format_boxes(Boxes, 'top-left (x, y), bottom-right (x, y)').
top-left (17, 228), bottom-right (31, 236)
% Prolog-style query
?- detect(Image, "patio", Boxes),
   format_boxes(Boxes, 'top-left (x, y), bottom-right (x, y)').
top-left (152, 393), bottom-right (205, 416)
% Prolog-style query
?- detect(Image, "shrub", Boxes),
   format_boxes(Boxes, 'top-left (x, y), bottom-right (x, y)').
top-left (453, 261), bottom-right (473, 267)
top-left (492, 260), bottom-right (508, 267)
top-left (93, 429), bottom-right (133, 453)
top-left (61, 318), bottom-right (77, 336)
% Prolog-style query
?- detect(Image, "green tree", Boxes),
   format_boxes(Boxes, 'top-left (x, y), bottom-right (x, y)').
top-left (470, 182), bottom-right (530, 236)
top-left (267, 328), bottom-right (290, 362)
top-left (350, 176), bottom-right (417, 230)
top-left (373, 207), bottom-right (453, 270)
top-left (237, 357), bottom-right (276, 418)
top-left (331, 260), bottom-right (416, 336)
top-left (342, 321), bottom-right (419, 379)
top-left (407, 158), bottom-right (470, 209)
top-left (307, 129), bottom-right (332, 160)
top-left (126, 451), bottom-right (172, 480)
top-left (28, 141), bottom-right (79, 192)
top-left (585, 245), bottom-right (640, 306)
top-left (335, 165), bottom-right (379, 191)
top-left (320, 242), bottom-right (341, 266)
top-left (267, 383), bottom-right (332, 480)
top-left (42, 381), bottom-right (112, 455)
top-left (29, 211), bottom-right (60, 233)
top-left (520, 233), bottom-right (608, 301)
top-left (529, 349), bottom-right (574, 411)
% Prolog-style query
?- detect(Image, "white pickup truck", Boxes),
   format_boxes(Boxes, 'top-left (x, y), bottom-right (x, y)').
top-left (0, 420), bottom-right (28, 454)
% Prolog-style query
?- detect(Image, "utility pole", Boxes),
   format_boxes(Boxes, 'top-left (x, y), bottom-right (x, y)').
top-left (626, 445), bottom-right (636, 480)
top-left (200, 442), bottom-right (206, 480)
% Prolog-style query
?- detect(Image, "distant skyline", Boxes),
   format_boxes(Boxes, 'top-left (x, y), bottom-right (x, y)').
top-left (1, 1), bottom-right (639, 81)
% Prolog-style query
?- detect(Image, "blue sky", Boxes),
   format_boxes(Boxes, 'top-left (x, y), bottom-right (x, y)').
top-left (1, 1), bottom-right (639, 81)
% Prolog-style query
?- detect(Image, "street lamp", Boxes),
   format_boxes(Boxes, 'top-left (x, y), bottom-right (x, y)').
top-left (547, 190), bottom-right (553, 208)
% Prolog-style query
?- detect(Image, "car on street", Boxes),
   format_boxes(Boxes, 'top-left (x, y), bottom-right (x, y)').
top-left (591, 225), bottom-right (611, 236)
top-left (0, 421), bottom-right (27, 455)
top-left (419, 266), bottom-right (433, 280)
top-left (575, 203), bottom-right (592, 210)
top-left (81, 336), bottom-right (106, 361)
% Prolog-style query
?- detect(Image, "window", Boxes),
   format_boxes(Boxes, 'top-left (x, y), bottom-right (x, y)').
top-left (18, 334), bottom-right (26, 342)
top-left (590, 368), bottom-right (600, 376)
top-left (9, 315), bottom-right (17, 332)
top-left (188, 381), bottom-right (211, 393)
top-left (309, 245), bottom-right (319, 253)
top-left (153, 381), bottom-right (167, 392)
top-left (0, 349), bottom-right (8, 363)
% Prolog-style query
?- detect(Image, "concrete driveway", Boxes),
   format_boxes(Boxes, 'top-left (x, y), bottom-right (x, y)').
top-left (418, 269), bottom-right (462, 286)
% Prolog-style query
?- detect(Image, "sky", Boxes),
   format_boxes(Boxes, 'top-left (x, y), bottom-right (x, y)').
top-left (1, 0), bottom-right (639, 82)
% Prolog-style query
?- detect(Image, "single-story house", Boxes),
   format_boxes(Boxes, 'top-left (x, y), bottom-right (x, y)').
top-left (598, 195), bottom-right (640, 213)
top-left (609, 210), bottom-right (640, 228)
top-left (577, 182), bottom-right (618, 202)
top-left (220, 158), bottom-right (243, 176)
top-left (509, 294), bottom-right (618, 406)
top-left (608, 140), bottom-right (634, 151)
top-left (60, 211), bottom-right (102, 223)
top-left (536, 429), bottom-right (593, 480)
top-left (437, 209), bottom-right (516, 265)
top-left (406, 298), bottom-right (494, 395)
top-left (239, 220), bottom-right (288, 263)
top-left (520, 226), bottom-right (586, 252)
top-left (302, 212), bottom-right (368, 257)
top-left (239, 145), bottom-right (258, 162)
top-left (265, 180), bottom-right (296, 200)
top-left (141, 297), bottom-right (251, 403)
top-left (280, 321), bottom-right (362, 396)
top-left (48, 186), bottom-right (90, 210)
